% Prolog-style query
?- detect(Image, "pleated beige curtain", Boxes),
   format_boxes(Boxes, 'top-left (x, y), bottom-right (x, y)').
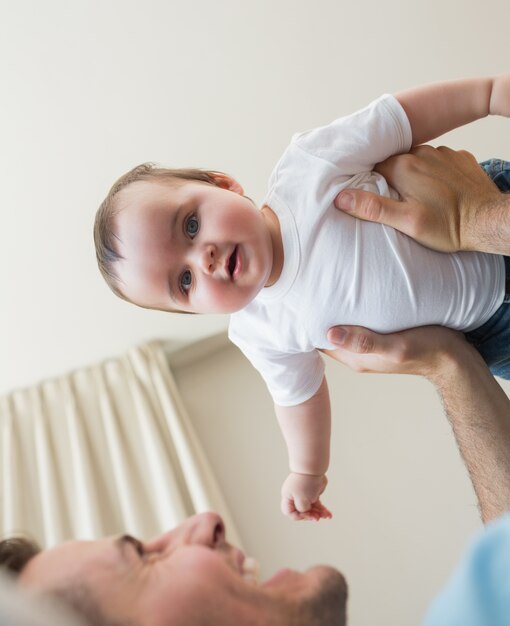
top-left (0, 341), bottom-right (242, 548)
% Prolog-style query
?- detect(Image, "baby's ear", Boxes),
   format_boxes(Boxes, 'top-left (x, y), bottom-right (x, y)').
top-left (210, 172), bottom-right (244, 195)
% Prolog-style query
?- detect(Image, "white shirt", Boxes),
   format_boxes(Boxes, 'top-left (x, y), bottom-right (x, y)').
top-left (229, 95), bottom-right (504, 406)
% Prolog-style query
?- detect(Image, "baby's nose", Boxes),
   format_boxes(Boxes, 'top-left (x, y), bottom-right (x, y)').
top-left (200, 244), bottom-right (217, 274)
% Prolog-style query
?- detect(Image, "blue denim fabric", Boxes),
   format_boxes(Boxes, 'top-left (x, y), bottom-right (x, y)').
top-left (464, 160), bottom-right (510, 379)
top-left (480, 158), bottom-right (510, 192)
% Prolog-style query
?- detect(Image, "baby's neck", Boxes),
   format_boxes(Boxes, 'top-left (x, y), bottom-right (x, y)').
top-left (261, 204), bottom-right (284, 287)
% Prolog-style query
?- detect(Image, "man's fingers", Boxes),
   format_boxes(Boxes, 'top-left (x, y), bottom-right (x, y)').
top-left (335, 189), bottom-right (409, 232)
top-left (327, 326), bottom-right (380, 355)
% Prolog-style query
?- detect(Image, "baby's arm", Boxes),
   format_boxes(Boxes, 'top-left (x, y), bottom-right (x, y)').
top-left (396, 74), bottom-right (510, 145)
top-left (275, 377), bottom-right (333, 521)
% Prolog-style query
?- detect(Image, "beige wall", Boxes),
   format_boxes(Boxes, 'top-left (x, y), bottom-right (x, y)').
top-left (2, 1), bottom-right (510, 624)
top-left (1, 0), bottom-right (509, 392)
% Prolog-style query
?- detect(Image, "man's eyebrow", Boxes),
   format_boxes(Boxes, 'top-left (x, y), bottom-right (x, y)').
top-left (115, 534), bottom-right (143, 561)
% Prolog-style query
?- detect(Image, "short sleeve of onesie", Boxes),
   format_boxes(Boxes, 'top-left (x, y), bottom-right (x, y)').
top-left (228, 321), bottom-right (325, 407)
top-left (421, 513), bottom-right (510, 626)
top-left (292, 94), bottom-right (412, 174)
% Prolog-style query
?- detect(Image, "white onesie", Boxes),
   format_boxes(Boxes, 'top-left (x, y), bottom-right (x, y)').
top-left (228, 94), bottom-right (504, 406)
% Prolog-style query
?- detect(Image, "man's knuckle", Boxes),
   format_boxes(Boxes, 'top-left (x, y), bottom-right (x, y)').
top-left (412, 144), bottom-right (432, 157)
top-left (363, 195), bottom-right (383, 222)
top-left (393, 345), bottom-right (407, 365)
top-left (355, 333), bottom-right (373, 354)
top-left (394, 337), bottom-right (415, 364)
top-left (394, 153), bottom-right (419, 177)
top-left (406, 212), bottom-right (426, 239)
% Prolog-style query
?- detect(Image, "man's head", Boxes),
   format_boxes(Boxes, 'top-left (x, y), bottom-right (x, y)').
top-left (3, 512), bottom-right (347, 626)
top-left (94, 165), bottom-right (276, 314)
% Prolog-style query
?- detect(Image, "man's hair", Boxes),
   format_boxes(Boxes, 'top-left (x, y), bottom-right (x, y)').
top-left (0, 536), bottom-right (40, 575)
top-left (0, 536), bottom-right (136, 626)
top-left (94, 163), bottom-right (219, 303)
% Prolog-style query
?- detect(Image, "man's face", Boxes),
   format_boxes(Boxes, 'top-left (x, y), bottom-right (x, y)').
top-left (114, 176), bottom-right (275, 314)
top-left (19, 512), bottom-right (348, 626)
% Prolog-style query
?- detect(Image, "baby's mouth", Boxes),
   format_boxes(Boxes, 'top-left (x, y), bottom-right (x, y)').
top-left (228, 246), bottom-right (238, 278)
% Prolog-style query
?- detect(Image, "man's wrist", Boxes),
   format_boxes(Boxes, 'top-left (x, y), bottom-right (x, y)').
top-left (424, 338), bottom-right (480, 388)
top-left (463, 193), bottom-right (510, 254)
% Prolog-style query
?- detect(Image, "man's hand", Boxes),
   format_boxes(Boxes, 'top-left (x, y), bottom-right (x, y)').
top-left (334, 145), bottom-right (506, 254)
top-left (326, 323), bottom-right (510, 523)
top-left (324, 324), bottom-right (463, 381)
top-left (280, 472), bottom-right (333, 521)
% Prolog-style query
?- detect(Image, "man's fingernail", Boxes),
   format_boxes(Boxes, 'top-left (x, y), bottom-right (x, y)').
top-left (337, 192), bottom-right (354, 210)
top-left (329, 328), bottom-right (347, 344)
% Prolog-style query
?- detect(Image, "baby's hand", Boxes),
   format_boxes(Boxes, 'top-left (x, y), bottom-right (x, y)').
top-left (280, 472), bottom-right (333, 521)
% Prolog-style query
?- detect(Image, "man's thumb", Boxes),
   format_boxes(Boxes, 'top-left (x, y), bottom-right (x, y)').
top-left (335, 189), bottom-right (392, 225)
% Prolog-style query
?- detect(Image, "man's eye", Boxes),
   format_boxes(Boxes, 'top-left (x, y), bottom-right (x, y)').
top-left (135, 542), bottom-right (145, 558)
top-left (120, 535), bottom-right (145, 559)
top-left (180, 269), bottom-right (193, 293)
top-left (185, 215), bottom-right (199, 237)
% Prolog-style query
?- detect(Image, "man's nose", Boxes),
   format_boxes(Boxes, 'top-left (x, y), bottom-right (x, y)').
top-left (144, 512), bottom-right (226, 552)
top-left (190, 512), bottom-right (226, 547)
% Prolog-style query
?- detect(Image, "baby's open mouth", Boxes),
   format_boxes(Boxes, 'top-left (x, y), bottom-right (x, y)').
top-left (228, 246), bottom-right (238, 278)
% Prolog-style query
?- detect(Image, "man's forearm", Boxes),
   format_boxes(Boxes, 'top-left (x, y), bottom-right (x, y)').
top-left (430, 343), bottom-right (510, 523)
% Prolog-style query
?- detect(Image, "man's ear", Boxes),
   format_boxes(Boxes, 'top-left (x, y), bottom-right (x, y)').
top-left (210, 172), bottom-right (244, 195)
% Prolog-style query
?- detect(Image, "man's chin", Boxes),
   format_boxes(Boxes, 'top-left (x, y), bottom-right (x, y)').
top-left (304, 566), bottom-right (348, 626)
top-left (262, 565), bottom-right (348, 626)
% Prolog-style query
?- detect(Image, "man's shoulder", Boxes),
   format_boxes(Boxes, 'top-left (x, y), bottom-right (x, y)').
top-left (421, 513), bottom-right (510, 626)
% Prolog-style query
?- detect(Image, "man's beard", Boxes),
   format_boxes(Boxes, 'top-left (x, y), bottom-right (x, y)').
top-left (296, 569), bottom-right (348, 626)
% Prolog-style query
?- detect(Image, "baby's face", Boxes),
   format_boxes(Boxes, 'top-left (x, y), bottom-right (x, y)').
top-left (114, 176), bottom-right (274, 313)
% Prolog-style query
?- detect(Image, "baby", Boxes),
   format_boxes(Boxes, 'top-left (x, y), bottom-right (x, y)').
top-left (95, 75), bottom-right (510, 521)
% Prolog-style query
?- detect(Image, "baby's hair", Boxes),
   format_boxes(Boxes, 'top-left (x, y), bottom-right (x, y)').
top-left (94, 163), bottom-right (219, 303)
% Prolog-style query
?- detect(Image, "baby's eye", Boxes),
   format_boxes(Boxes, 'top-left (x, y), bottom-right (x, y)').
top-left (180, 269), bottom-right (193, 294)
top-left (185, 214), bottom-right (199, 238)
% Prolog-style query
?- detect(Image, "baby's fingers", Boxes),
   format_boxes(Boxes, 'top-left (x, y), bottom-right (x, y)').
top-left (281, 496), bottom-right (302, 519)
top-left (311, 500), bottom-right (333, 519)
top-left (281, 496), bottom-right (318, 521)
